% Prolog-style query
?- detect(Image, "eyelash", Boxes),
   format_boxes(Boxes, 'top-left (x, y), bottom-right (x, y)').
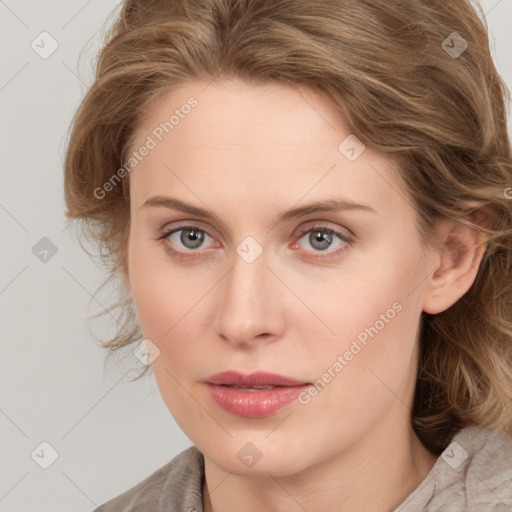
top-left (156, 223), bottom-right (352, 262)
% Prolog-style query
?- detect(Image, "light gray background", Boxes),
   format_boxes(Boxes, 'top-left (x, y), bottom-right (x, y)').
top-left (1, 1), bottom-right (511, 511)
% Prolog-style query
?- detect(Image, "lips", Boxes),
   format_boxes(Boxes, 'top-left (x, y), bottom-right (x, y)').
top-left (203, 371), bottom-right (312, 417)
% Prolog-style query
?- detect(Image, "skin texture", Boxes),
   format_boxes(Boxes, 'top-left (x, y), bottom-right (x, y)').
top-left (124, 79), bottom-right (487, 512)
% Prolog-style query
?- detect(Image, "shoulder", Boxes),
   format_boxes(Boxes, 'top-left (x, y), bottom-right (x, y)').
top-left (396, 425), bottom-right (512, 512)
top-left (92, 445), bottom-right (204, 512)
top-left (452, 426), bottom-right (512, 509)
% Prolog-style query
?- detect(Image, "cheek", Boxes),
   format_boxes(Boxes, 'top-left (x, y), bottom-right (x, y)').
top-left (130, 272), bottom-right (172, 340)
top-left (309, 240), bottom-right (422, 346)
top-left (128, 236), bottom-right (195, 338)
top-left (128, 241), bottom-right (213, 374)
top-left (128, 250), bottom-right (207, 426)
top-left (305, 241), bottom-right (426, 413)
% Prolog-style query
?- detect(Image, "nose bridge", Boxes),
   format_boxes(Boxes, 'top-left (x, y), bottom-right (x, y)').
top-left (213, 241), bottom-right (284, 345)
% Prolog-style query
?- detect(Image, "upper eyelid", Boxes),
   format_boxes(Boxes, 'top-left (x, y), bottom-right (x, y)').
top-left (160, 220), bottom-right (349, 238)
top-left (160, 221), bottom-right (217, 241)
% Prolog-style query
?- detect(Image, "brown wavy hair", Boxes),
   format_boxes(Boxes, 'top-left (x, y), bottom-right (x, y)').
top-left (63, 0), bottom-right (512, 454)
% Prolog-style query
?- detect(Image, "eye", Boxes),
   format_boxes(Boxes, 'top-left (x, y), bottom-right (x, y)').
top-left (157, 225), bottom-right (217, 260)
top-left (157, 222), bottom-right (352, 261)
top-left (292, 224), bottom-right (351, 259)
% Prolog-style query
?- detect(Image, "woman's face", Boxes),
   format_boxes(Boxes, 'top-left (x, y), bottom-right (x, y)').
top-left (126, 78), bottom-right (435, 475)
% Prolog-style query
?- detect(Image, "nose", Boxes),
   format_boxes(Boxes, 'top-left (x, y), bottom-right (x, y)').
top-left (212, 245), bottom-right (286, 348)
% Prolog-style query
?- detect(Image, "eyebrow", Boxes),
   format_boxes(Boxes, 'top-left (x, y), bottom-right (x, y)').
top-left (140, 195), bottom-right (376, 229)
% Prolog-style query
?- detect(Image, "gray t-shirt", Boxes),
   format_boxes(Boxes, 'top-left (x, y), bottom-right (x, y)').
top-left (93, 425), bottom-right (512, 511)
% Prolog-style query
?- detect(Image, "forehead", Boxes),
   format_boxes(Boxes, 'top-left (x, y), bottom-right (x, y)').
top-left (128, 79), bottom-right (410, 220)
top-left (132, 79), bottom-right (349, 158)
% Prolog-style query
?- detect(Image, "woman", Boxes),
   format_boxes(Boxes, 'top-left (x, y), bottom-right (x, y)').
top-left (64, 0), bottom-right (512, 510)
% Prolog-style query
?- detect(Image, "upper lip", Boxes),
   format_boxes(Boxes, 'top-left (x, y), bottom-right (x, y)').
top-left (204, 371), bottom-right (310, 387)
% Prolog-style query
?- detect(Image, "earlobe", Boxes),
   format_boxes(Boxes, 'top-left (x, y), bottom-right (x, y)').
top-left (422, 209), bottom-right (489, 315)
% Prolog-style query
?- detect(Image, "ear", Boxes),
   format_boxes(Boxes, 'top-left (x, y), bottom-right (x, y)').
top-left (422, 204), bottom-right (490, 314)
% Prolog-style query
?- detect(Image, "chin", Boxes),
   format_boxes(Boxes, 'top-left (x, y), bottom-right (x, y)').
top-left (201, 437), bottom-right (315, 477)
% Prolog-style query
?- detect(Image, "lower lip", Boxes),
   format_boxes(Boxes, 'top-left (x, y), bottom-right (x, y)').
top-left (205, 383), bottom-right (311, 417)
